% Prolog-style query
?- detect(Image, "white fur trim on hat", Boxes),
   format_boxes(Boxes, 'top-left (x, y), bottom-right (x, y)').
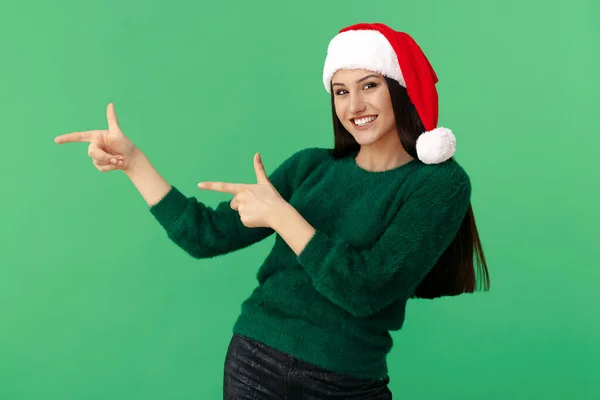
top-left (323, 29), bottom-right (405, 92)
top-left (416, 127), bottom-right (456, 164)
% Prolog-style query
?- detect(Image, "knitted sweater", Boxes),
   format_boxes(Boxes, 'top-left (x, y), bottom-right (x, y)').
top-left (149, 147), bottom-right (471, 379)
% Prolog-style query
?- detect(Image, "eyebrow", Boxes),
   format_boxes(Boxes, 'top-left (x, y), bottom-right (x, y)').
top-left (332, 74), bottom-right (380, 87)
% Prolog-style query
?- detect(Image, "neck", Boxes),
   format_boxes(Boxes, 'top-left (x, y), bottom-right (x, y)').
top-left (354, 136), bottom-right (414, 172)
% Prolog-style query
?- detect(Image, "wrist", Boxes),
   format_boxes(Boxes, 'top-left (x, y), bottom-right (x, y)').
top-left (124, 147), bottom-right (146, 175)
top-left (270, 201), bottom-right (293, 231)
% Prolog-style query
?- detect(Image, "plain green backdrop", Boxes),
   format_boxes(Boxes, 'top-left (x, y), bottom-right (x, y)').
top-left (1, 0), bottom-right (598, 398)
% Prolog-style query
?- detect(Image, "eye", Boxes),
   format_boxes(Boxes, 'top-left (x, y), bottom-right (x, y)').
top-left (334, 82), bottom-right (377, 96)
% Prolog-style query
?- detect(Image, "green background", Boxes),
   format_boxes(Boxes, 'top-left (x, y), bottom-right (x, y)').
top-left (1, 0), bottom-right (598, 398)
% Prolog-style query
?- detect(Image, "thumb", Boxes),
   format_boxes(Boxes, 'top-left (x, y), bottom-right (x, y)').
top-left (254, 153), bottom-right (271, 185)
top-left (106, 103), bottom-right (121, 132)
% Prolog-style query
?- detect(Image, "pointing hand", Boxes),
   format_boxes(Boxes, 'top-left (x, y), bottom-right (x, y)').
top-left (198, 153), bottom-right (288, 229)
top-left (55, 103), bottom-right (139, 173)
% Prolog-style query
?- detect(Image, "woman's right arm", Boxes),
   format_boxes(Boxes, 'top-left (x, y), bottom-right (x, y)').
top-left (55, 103), bottom-right (280, 259)
top-left (125, 149), bottom-right (276, 259)
top-left (124, 149), bottom-right (172, 207)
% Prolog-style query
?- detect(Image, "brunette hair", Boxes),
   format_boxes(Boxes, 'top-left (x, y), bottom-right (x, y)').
top-left (328, 77), bottom-right (490, 299)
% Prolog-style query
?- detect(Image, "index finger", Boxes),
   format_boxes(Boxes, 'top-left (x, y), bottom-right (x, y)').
top-left (198, 182), bottom-right (248, 194)
top-left (54, 130), bottom-right (103, 144)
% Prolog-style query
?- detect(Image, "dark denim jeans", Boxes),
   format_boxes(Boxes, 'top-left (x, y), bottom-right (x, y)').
top-left (224, 333), bottom-right (392, 399)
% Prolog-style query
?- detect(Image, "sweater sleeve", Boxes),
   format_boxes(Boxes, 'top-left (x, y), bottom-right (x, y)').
top-left (149, 149), bottom-right (306, 259)
top-left (296, 164), bottom-right (472, 317)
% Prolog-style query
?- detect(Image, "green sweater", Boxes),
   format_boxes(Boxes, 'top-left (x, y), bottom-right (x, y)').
top-left (149, 147), bottom-right (471, 379)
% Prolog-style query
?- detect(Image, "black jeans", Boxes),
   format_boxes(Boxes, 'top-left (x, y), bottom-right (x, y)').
top-left (224, 333), bottom-right (392, 399)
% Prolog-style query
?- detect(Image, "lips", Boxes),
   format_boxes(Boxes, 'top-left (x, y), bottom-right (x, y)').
top-left (351, 115), bottom-right (378, 130)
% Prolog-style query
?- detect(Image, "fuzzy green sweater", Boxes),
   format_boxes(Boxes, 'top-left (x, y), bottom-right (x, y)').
top-left (149, 147), bottom-right (471, 379)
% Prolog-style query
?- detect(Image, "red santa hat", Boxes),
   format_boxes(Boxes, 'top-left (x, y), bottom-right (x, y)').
top-left (322, 22), bottom-right (456, 164)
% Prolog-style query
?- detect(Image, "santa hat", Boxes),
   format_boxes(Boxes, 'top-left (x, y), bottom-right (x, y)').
top-left (322, 22), bottom-right (456, 164)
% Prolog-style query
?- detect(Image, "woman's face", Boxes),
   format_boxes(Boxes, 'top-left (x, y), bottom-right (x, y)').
top-left (331, 69), bottom-right (397, 147)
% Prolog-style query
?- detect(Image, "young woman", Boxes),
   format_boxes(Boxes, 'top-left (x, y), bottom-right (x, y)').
top-left (55, 22), bottom-right (490, 399)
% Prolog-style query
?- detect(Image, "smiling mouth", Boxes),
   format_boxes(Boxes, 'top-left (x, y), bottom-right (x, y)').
top-left (351, 115), bottom-right (378, 128)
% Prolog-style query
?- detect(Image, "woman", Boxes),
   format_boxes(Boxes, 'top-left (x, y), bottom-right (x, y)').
top-left (55, 22), bottom-right (490, 399)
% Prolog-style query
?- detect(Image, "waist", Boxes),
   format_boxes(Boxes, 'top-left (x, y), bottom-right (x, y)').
top-left (232, 300), bottom-right (392, 380)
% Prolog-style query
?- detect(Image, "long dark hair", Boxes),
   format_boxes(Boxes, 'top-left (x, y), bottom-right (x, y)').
top-left (329, 77), bottom-right (490, 299)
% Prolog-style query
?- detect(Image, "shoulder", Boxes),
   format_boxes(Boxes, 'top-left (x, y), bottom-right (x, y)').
top-left (287, 146), bottom-right (332, 162)
top-left (279, 146), bottom-right (332, 173)
top-left (270, 147), bottom-right (331, 185)
top-left (408, 158), bottom-right (472, 202)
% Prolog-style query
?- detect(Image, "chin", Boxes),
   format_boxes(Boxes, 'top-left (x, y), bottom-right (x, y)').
top-left (348, 130), bottom-right (382, 146)
top-left (350, 135), bottom-right (373, 145)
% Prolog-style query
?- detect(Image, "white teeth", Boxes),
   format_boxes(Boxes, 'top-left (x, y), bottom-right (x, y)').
top-left (354, 116), bottom-right (376, 126)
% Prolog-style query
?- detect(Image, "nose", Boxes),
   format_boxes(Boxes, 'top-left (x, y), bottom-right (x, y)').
top-left (348, 92), bottom-right (366, 115)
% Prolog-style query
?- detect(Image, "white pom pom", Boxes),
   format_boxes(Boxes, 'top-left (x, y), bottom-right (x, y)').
top-left (415, 127), bottom-right (456, 164)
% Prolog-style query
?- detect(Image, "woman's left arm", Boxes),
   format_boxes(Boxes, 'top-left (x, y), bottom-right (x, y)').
top-left (271, 203), bottom-right (317, 256)
top-left (272, 169), bottom-right (471, 318)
